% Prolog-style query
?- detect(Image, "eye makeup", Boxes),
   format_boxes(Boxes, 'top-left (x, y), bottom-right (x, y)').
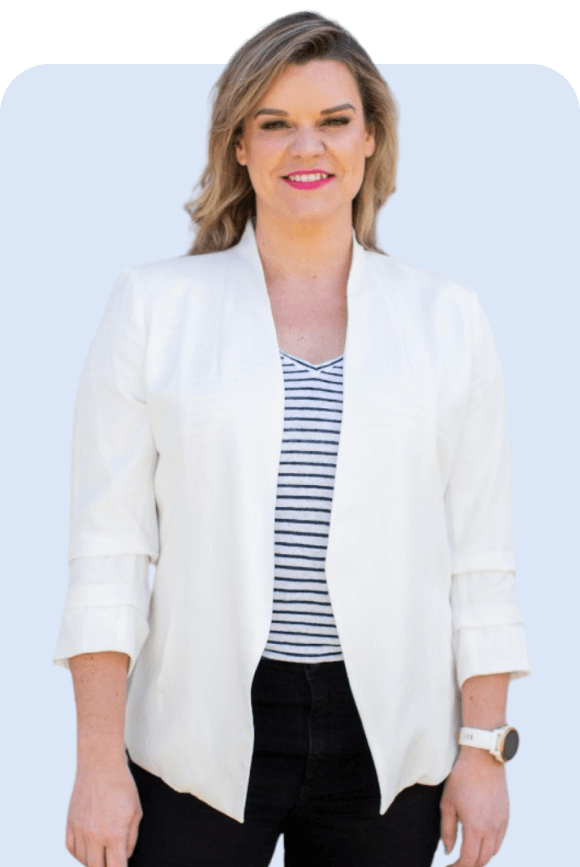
top-left (259, 116), bottom-right (351, 131)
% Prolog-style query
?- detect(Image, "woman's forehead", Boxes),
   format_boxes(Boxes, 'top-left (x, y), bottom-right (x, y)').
top-left (253, 60), bottom-right (362, 114)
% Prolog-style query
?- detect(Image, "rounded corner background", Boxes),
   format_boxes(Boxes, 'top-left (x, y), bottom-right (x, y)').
top-left (529, 62), bottom-right (580, 110)
top-left (2, 63), bottom-right (44, 102)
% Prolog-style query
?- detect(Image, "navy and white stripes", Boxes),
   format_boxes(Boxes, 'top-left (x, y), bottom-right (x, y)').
top-left (262, 349), bottom-right (346, 663)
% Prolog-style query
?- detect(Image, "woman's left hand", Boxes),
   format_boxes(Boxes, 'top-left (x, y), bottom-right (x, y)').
top-left (439, 747), bottom-right (509, 867)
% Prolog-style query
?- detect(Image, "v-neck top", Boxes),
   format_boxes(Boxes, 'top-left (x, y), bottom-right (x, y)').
top-left (262, 349), bottom-right (346, 662)
top-left (275, 349), bottom-right (345, 370)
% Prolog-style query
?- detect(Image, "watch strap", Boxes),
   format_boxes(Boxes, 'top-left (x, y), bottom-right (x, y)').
top-left (458, 726), bottom-right (500, 752)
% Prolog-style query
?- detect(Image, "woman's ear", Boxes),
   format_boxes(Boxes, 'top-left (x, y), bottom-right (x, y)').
top-left (365, 123), bottom-right (376, 159)
top-left (235, 139), bottom-right (247, 167)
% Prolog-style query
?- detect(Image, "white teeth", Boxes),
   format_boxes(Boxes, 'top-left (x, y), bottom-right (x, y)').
top-left (287, 173), bottom-right (331, 182)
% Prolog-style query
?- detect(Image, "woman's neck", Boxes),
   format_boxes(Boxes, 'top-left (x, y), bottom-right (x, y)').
top-left (253, 212), bottom-right (354, 298)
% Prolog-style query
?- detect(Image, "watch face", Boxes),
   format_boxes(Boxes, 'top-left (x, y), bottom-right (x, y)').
top-left (502, 728), bottom-right (519, 761)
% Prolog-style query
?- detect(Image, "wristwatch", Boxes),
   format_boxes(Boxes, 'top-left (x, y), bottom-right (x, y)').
top-left (458, 725), bottom-right (519, 763)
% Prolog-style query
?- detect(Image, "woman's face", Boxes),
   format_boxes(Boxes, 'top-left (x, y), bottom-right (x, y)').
top-left (235, 59), bottom-right (375, 229)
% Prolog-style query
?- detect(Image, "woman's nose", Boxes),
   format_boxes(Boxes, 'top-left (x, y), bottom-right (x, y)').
top-left (290, 126), bottom-right (325, 158)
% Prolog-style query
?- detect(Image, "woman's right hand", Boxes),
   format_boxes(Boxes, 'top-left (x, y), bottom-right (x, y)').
top-left (66, 763), bottom-right (143, 867)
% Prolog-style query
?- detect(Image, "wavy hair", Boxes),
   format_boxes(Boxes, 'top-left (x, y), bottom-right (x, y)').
top-left (184, 11), bottom-right (399, 255)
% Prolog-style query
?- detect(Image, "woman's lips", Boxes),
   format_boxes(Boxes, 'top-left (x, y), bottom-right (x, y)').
top-left (282, 175), bottom-right (335, 190)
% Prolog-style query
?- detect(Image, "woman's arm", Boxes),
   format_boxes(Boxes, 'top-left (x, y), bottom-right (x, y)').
top-left (66, 651), bottom-right (142, 867)
top-left (70, 651), bottom-right (130, 770)
top-left (460, 672), bottom-right (509, 730)
top-left (440, 673), bottom-right (510, 867)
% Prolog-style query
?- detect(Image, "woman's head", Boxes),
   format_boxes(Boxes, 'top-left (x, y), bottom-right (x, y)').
top-left (234, 59), bottom-right (376, 239)
top-left (184, 11), bottom-right (399, 255)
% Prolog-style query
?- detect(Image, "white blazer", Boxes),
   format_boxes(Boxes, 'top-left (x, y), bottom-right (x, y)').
top-left (54, 219), bottom-right (531, 823)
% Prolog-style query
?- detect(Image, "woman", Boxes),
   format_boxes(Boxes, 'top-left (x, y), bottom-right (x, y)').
top-left (54, 11), bottom-right (532, 867)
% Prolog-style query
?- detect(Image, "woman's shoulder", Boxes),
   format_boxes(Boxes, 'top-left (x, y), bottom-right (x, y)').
top-left (122, 245), bottom-right (240, 282)
top-left (113, 245), bottom-right (243, 304)
top-left (364, 247), bottom-right (478, 316)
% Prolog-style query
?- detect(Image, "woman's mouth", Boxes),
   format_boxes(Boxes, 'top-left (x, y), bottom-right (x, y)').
top-left (282, 172), bottom-right (335, 190)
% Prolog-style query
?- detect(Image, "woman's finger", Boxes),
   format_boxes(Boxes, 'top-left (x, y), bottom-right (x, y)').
top-left (440, 800), bottom-right (458, 855)
top-left (475, 835), bottom-right (496, 867)
top-left (126, 809), bottom-right (141, 859)
top-left (85, 837), bottom-right (106, 867)
top-left (456, 827), bottom-right (482, 867)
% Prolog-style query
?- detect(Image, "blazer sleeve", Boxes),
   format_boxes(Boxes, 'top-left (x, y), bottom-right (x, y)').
top-left (445, 291), bottom-right (532, 689)
top-left (52, 269), bottom-right (159, 677)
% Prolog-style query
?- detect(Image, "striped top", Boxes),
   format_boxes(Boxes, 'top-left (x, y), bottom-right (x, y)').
top-left (262, 349), bottom-right (346, 663)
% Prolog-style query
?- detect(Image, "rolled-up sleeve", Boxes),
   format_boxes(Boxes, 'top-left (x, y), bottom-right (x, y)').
top-left (451, 571), bottom-right (532, 688)
top-left (445, 292), bottom-right (532, 689)
top-left (53, 269), bottom-right (159, 677)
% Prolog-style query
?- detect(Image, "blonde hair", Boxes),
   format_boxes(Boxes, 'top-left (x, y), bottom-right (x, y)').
top-left (184, 11), bottom-right (398, 255)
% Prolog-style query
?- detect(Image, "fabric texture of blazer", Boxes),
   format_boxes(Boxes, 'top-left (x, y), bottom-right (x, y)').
top-left (54, 219), bottom-right (531, 823)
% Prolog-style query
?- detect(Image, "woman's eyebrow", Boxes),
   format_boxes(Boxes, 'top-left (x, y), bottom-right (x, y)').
top-left (253, 102), bottom-right (356, 118)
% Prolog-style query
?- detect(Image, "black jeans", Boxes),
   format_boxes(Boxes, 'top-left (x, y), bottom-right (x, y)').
top-left (128, 656), bottom-right (445, 866)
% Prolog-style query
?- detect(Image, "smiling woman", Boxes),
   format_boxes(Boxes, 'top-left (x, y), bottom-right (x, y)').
top-left (234, 61), bottom-right (375, 234)
top-left (55, 10), bottom-right (531, 867)
top-left (183, 15), bottom-right (398, 255)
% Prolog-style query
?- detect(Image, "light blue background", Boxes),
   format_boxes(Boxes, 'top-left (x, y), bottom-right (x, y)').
top-left (1, 64), bottom-right (578, 864)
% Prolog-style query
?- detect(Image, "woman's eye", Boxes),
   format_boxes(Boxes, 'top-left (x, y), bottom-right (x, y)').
top-left (260, 117), bottom-right (351, 131)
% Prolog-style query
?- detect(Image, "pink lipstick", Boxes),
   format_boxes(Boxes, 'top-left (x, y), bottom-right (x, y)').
top-left (282, 171), bottom-right (335, 190)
